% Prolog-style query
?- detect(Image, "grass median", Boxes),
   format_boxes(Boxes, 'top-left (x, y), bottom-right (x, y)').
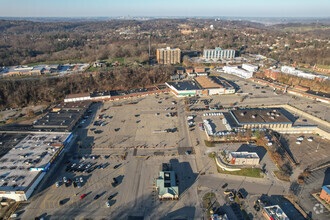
top-left (216, 166), bottom-right (263, 178)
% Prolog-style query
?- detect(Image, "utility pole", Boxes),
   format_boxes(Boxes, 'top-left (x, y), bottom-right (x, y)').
top-left (148, 34), bottom-right (151, 57)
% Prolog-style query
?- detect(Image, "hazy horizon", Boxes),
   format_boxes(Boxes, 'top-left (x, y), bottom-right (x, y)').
top-left (1, 0), bottom-right (329, 17)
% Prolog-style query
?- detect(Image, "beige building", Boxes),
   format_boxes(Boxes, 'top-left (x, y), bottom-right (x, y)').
top-left (157, 47), bottom-right (181, 65)
top-left (228, 151), bottom-right (260, 166)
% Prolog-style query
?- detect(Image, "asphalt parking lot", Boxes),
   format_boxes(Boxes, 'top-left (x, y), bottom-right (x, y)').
top-left (10, 82), bottom-right (329, 219)
top-left (18, 153), bottom-right (127, 219)
top-left (293, 166), bottom-right (330, 220)
top-left (281, 134), bottom-right (329, 169)
top-left (87, 95), bottom-right (180, 149)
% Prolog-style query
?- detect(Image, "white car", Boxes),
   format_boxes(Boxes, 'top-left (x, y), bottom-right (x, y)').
top-left (106, 201), bottom-right (111, 207)
top-left (296, 141), bottom-right (302, 145)
top-left (80, 177), bottom-right (84, 183)
top-left (297, 136), bottom-right (304, 141)
top-left (307, 137), bottom-right (313, 142)
top-left (63, 177), bottom-right (67, 183)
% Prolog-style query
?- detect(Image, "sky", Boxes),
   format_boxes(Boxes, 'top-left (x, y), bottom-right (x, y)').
top-left (0, 0), bottom-right (329, 17)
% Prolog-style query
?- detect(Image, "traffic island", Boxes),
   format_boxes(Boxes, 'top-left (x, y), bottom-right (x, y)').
top-left (215, 156), bottom-right (263, 178)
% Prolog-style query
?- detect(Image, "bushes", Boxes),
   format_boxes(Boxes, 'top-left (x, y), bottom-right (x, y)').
top-left (204, 140), bottom-right (215, 147)
top-left (208, 152), bottom-right (216, 158)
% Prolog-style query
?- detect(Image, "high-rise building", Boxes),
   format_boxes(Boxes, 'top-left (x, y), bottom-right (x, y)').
top-left (203, 47), bottom-right (235, 59)
top-left (157, 47), bottom-right (181, 65)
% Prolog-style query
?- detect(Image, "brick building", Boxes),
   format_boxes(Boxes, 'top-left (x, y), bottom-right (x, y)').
top-left (320, 185), bottom-right (330, 205)
top-left (157, 47), bottom-right (181, 65)
top-left (265, 69), bottom-right (280, 80)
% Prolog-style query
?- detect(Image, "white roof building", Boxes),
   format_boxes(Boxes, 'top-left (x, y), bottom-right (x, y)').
top-left (0, 133), bottom-right (72, 201)
top-left (223, 66), bottom-right (253, 79)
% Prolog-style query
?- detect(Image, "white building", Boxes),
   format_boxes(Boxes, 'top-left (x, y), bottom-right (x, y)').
top-left (228, 151), bottom-right (260, 166)
top-left (280, 65), bottom-right (328, 80)
top-left (262, 205), bottom-right (289, 220)
top-left (64, 93), bottom-right (91, 103)
top-left (223, 66), bottom-right (253, 79)
top-left (203, 47), bottom-right (235, 59)
top-left (281, 66), bottom-right (296, 74)
top-left (0, 133), bottom-right (73, 201)
top-left (242, 63), bottom-right (258, 72)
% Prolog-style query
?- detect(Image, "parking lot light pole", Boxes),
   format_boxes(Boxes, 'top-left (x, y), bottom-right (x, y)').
top-left (315, 142), bottom-right (320, 152)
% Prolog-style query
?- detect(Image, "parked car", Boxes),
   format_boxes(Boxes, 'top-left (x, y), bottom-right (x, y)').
top-left (80, 194), bottom-right (87, 199)
top-left (94, 194), bottom-right (100, 200)
top-left (114, 164), bottom-right (121, 169)
top-left (80, 177), bottom-right (84, 183)
top-left (106, 201), bottom-right (111, 207)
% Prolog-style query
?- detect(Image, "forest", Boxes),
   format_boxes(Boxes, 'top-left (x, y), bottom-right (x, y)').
top-left (0, 66), bottom-right (172, 108)
top-left (0, 18), bottom-right (329, 108)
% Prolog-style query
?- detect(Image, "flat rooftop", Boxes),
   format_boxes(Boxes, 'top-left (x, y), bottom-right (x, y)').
top-left (264, 205), bottom-right (289, 220)
top-left (0, 133), bottom-right (70, 192)
top-left (33, 110), bottom-right (83, 130)
top-left (65, 93), bottom-right (90, 99)
top-left (230, 151), bottom-right (259, 159)
top-left (167, 81), bottom-right (201, 91)
top-left (90, 91), bottom-right (111, 98)
top-left (53, 101), bottom-right (92, 111)
top-left (0, 133), bottom-right (27, 157)
top-left (209, 76), bottom-right (234, 89)
top-left (195, 76), bottom-right (223, 88)
top-left (230, 108), bottom-right (292, 124)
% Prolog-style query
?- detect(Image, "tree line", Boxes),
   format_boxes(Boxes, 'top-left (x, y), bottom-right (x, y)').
top-left (0, 66), bottom-right (172, 109)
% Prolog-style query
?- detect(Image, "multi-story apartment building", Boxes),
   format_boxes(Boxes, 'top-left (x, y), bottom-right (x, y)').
top-left (203, 47), bottom-right (235, 59)
top-left (157, 47), bottom-right (181, 65)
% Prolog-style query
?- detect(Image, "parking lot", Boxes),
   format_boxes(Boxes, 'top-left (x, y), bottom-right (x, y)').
top-left (17, 152), bottom-right (126, 219)
top-left (8, 78), bottom-right (329, 219)
top-left (281, 134), bottom-right (329, 169)
top-left (17, 148), bottom-right (204, 219)
top-left (15, 94), bottom-right (204, 219)
top-left (85, 95), bottom-right (180, 149)
top-left (208, 71), bottom-right (330, 122)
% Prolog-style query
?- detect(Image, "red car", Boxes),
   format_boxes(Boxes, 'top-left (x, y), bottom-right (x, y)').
top-left (80, 194), bottom-right (87, 199)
